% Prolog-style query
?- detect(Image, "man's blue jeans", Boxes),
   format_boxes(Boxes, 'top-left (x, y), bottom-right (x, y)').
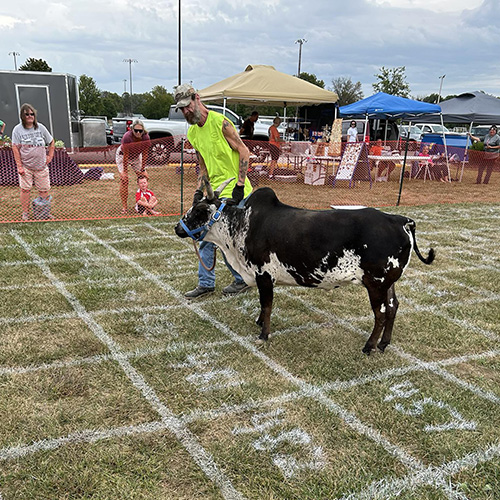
top-left (197, 196), bottom-right (247, 288)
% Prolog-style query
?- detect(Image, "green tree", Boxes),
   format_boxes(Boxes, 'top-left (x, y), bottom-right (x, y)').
top-left (78, 74), bottom-right (103, 116)
top-left (421, 93), bottom-right (439, 103)
top-left (372, 66), bottom-right (410, 97)
top-left (298, 72), bottom-right (325, 88)
top-left (131, 92), bottom-right (148, 116)
top-left (330, 76), bottom-right (364, 106)
top-left (101, 91), bottom-right (123, 119)
top-left (19, 58), bottom-right (52, 72)
top-left (141, 86), bottom-right (174, 119)
top-left (121, 92), bottom-right (132, 115)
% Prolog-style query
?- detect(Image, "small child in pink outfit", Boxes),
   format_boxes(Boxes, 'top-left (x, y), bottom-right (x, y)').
top-left (135, 174), bottom-right (160, 215)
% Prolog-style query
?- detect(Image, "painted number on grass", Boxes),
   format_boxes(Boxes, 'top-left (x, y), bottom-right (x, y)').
top-left (233, 409), bottom-right (326, 478)
top-left (170, 351), bottom-right (245, 392)
top-left (384, 381), bottom-right (476, 432)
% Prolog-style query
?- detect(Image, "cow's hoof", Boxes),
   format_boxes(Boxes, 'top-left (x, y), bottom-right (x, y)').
top-left (362, 345), bottom-right (375, 355)
top-left (377, 342), bottom-right (389, 353)
top-left (255, 334), bottom-right (271, 346)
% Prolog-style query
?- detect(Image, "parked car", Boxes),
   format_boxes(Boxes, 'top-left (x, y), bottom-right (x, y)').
top-left (105, 122), bottom-right (113, 145)
top-left (398, 124), bottom-right (423, 142)
top-left (415, 123), bottom-right (451, 135)
top-left (470, 125), bottom-right (500, 141)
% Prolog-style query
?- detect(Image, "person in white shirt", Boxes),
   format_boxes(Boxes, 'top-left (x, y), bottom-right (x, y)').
top-left (347, 121), bottom-right (358, 143)
top-left (12, 103), bottom-right (54, 220)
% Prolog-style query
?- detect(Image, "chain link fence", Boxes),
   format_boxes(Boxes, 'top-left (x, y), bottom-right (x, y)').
top-left (0, 137), bottom-right (498, 223)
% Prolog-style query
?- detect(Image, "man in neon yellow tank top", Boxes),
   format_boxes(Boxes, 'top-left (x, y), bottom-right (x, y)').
top-left (175, 83), bottom-right (253, 299)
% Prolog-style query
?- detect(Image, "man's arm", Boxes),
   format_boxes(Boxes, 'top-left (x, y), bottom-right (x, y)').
top-left (222, 119), bottom-right (250, 186)
top-left (195, 152), bottom-right (209, 190)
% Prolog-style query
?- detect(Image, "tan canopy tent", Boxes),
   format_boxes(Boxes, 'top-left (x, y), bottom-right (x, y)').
top-left (198, 64), bottom-right (338, 106)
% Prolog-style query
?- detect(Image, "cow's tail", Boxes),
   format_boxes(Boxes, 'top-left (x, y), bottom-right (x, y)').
top-left (407, 220), bottom-right (435, 265)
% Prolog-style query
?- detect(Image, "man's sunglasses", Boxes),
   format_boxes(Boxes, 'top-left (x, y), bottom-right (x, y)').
top-left (25, 112), bottom-right (35, 116)
top-left (133, 129), bottom-right (144, 133)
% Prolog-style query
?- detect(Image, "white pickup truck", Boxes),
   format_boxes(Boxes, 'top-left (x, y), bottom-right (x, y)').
top-left (112, 105), bottom-right (275, 162)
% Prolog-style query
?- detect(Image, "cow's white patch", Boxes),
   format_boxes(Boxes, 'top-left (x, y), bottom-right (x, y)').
top-left (319, 249), bottom-right (364, 288)
top-left (380, 304), bottom-right (386, 313)
top-left (386, 256), bottom-right (400, 270)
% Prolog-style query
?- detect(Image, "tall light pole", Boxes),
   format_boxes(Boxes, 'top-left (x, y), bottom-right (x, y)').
top-left (9, 51), bottom-right (20, 71)
top-left (123, 58), bottom-right (138, 108)
top-left (295, 38), bottom-right (307, 76)
top-left (437, 74), bottom-right (446, 104)
top-left (123, 79), bottom-right (127, 93)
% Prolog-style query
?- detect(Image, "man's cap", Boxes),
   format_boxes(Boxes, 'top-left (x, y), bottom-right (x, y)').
top-left (174, 84), bottom-right (197, 109)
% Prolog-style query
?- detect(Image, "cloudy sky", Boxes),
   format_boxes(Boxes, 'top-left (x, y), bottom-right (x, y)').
top-left (1, 0), bottom-right (499, 100)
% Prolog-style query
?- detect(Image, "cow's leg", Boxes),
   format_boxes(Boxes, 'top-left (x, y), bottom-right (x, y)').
top-left (362, 284), bottom-right (388, 355)
top-left (377, 284), bottom-right (399, 352)
top-left (255, 272), bottom-right (274, 344)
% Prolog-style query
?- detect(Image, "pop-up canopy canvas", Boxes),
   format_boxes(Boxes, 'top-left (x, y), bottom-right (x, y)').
top-left (198, 65), bottom-right (338, 107)
top-left (414, 91), bottom-right (500, 125)
top-left (338, 92), bottom-right (441, 119)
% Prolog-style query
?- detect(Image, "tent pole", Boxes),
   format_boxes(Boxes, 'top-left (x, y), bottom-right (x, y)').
top-left (460, 121), bottom-right (473, 182)
top-left (439, 113), bottom-right (451, 181)
top-left (284, 102), bottom-right (287, 141)
top-left (397, 125), bottom-right (411, 206)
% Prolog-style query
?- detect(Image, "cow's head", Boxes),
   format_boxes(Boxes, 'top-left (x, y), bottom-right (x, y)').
top-left (174, 177), bottom-right (234, 241)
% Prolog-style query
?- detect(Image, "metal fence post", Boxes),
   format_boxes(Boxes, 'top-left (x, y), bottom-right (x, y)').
top-left (180, 137), bottom-right (185, 214)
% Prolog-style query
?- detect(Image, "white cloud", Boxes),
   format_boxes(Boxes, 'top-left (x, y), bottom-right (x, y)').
top-left (0, 0), bottom-right (498, 99)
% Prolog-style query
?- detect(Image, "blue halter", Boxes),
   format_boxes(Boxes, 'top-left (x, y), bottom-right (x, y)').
top-left (179, 201), bottom-right (226, 241)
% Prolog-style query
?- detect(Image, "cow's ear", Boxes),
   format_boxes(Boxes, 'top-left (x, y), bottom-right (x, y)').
top-left (214, 177), bottom-right (235, 198)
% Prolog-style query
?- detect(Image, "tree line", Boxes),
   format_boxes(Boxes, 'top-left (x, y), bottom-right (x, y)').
top-left (19, 57), bottom-right (457, 120)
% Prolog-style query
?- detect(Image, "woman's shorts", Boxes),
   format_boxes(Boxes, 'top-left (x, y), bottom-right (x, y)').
top-left (269, 144), bottom-right (280, 161)
top-left (116, 146), bottom-right (144, 174)
top-left (18, 166), bottom-right (50, 191)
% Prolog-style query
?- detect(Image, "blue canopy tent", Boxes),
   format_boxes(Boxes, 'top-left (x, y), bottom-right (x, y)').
top-left (339, 93), bottom-right (441, 204)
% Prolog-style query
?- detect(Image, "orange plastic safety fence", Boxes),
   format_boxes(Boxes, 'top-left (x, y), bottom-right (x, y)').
top-left (0, 136), bottom-right (498, 223)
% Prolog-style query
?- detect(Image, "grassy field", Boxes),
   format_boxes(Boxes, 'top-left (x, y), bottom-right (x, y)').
top-left (0, 202), bottom-right (499, 499)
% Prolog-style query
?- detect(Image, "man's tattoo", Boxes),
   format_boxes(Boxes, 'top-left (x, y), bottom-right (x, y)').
top-left (239, 159), bottom-right (249, 179)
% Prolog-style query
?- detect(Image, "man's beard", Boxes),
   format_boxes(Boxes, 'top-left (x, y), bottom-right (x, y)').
top-left (185, 104), bottom-right (202, 125)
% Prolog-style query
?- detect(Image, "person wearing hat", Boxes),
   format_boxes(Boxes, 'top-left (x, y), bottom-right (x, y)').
top-left (239, 110), bottom-right (259, 140)
top-left (468, 125), bottom-right (500, 184)
top-left (174, 83), bottom-right (253, 299)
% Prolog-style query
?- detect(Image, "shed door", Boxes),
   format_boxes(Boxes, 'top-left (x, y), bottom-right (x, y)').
top-left (16, 85), bottom-right (53, 135)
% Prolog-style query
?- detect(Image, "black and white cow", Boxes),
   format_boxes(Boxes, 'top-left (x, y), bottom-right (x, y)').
top-left (175, 182), bottom-right (435, 354)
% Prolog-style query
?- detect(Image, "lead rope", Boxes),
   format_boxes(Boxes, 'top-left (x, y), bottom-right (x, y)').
top-left (192, 239), bottom-right (217, 271)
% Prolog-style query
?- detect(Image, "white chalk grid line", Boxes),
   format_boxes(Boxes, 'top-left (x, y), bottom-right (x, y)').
top-left (0, 214), bottom-right (497, 499)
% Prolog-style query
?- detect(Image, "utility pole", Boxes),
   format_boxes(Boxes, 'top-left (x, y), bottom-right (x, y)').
top-left (123, 59), bottom-right (138, 110)
top-left (295, 38), bottom-right (307, 76)
top-left (9, 51), bottom-right (20, 71)
top-left (437, 74), bottom-right (446, 104)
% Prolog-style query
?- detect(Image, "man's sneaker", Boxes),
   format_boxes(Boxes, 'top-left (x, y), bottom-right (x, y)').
top-left (222, 280), bottom-right (250, 296)
top-left (184, 286), bottom-right (215, 299)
